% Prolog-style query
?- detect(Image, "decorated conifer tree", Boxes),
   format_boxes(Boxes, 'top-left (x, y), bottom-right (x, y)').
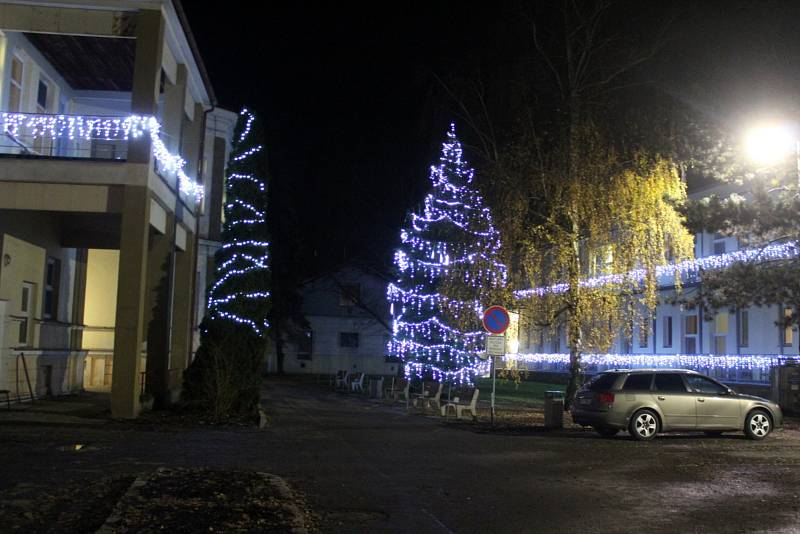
top-left (387, 125), bottom-right (508, 385)
top-left (183, 108), bottom-right (270, 417)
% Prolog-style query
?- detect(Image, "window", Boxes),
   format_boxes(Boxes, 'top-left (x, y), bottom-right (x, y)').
top-left (685, 375), bottom-right (728, 395)
top-left (714, 312), bottom-right (728, 354)
top-left (663, 316), bottom-right (673, 348)
top-left (297, 330), bottom-right (312, 360)
top-left (9, 56), bottom-right (23, 112)
top-left (684, 315), bottom-right (698, 354)
top-left (37, 79), bottom-right (48, 110)
top-left (33, 79), bottom-right (53, 156)
top-left (623, 373), bottom-right (653, 391)
top-left (654, 373), bottom-right (687, 392)
top-left (739, 310), bottom-right (749, 348)
top-left (339, 332), bottom-right (359, 348)
top-left (783, 307), bottom-right (794, 346)
top-left (714, 232), bottom-right (725, 255)
top-left (19, 282), bottom-right (34, 346)
top-left (339, 284), bottom-right (360, 306)
top-left (587, 372), bottom-right (619, 391)
top-left (638, 320), bottom-right (648, 348)
top-left (43, 257), bottom-right (61, 320)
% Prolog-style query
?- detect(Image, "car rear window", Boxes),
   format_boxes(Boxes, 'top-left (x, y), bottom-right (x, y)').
top-left (623, 373), bottom-right (653, 391)
top-left (587, 373), bottom-right (619, 391)
top-left (654, 373), bottom-right (687, 392)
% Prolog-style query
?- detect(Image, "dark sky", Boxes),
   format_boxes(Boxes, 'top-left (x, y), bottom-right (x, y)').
top-left (182, 1), bottom-right (800, 277)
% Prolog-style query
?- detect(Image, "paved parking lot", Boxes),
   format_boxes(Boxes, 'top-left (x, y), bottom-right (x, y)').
top-left (1, 378), bottom-right (800, 533)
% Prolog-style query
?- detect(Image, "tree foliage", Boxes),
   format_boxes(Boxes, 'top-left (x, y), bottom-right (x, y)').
top-left (183, 108), bottom-right (271, 417)
top-left (435, 0), bottom-right (696, 403)
top-left (387, 126), bottom-right (508, 384)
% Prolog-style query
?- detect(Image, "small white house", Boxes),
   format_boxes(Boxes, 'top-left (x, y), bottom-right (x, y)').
top-left (270, 264), bottom-right (398, 376)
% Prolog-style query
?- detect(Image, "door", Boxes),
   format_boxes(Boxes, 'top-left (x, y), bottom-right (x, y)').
top-left (18, 282), bottom-right (34, 346)
top-left (685, 374), bottom-right (741, 429)
top-left (653, 373), bottom-right (696, 429)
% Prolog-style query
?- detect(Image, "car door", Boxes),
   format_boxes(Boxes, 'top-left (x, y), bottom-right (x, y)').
top-left (653, 373), bottom-right (696, 430)
top-left (685, 374), bottom-right (741, 430)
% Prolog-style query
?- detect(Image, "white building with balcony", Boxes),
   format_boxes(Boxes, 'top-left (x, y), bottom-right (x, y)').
top-left (0, 0), bottom-right (236, 417)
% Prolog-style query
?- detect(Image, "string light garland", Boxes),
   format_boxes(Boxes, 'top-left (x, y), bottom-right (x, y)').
top-left (206, 108), bottom-right (270, 335)
top-left (1, 112), bottom-right (204, 200)
top-left (387, 124), bottom-right (508, 385)
top-left (515, 240), bottom-right (800, 298)
top-left (505, 352), bottom-right (790, 379)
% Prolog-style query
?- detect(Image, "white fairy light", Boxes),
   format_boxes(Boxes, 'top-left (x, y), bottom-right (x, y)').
top-left (206, 108), bottom-right (270, 335)
top-left (0, 112), bottom-right (204, 200)
top-left (515, 240), bottom-right (800, 298)
top-left (387, 124), bottom-right (508, 385)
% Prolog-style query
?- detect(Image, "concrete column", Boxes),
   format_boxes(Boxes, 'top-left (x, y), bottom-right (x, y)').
top-left (110, 186), bottom-right (151, 418)
top-left (162, 64), bottom-right (187, 154)
top-left (129, 9), bottom-right (164, 164)
top-left (170, 231), bottom-right (196, 387)
top-left (144, 210), bottom-right (175, 407)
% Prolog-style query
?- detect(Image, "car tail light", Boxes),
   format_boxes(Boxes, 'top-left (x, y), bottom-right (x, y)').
top-left (596, 392), bottom-right (615, 405)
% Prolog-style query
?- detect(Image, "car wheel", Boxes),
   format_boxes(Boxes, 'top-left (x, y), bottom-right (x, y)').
top-left (744, 410), bottom-right (772, 440)
top-left (629, 409), bottom-right (659, 441)
top-left (595, 427), bottom-right (619, 438)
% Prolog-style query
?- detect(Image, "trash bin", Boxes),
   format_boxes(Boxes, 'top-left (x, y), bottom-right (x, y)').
top-left (544, 390), bottom-right (564, 429)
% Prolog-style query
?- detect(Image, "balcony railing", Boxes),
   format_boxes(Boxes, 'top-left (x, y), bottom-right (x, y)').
top-left (0, 111), bottom-right (203, 201)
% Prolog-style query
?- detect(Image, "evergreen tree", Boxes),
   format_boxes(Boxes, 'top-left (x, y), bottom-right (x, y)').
top-left (387, 125), bottom-right (508, 385)
top-left (183, 108), bottom-right (270, 417)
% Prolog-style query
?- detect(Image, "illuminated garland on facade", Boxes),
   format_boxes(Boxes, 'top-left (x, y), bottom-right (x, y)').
top-left (206, 108), bottom-right (270, 335)
top-left (0, 112), bottom-right (204, 200)
top-left (506, 352), bottom-right (789, 374)
top-left (515, 240), bottom-right (800, 298)
top-left (387, 124), bottom-right (507, 384)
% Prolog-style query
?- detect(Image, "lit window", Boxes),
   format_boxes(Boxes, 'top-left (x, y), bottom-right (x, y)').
top-left (783, 307), bottom-right (794, 346)
top-left (684, 315), bottom-right (698, 354)
top-left (9, 56), bottom-right (23, 112)
top-left (739, 310), bottom-right (749, 348)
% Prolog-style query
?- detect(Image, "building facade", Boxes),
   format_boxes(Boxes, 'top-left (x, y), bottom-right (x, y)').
top-left (273, 264), bottom-right (398, 376)
top-left (0, 0), bottom-right (234, 417)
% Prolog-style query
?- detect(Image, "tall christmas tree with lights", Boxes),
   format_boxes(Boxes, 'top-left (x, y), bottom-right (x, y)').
top-left (387, 125), bottom-right (507, 384)
top-left (183, 108), bottom-right (270, 416)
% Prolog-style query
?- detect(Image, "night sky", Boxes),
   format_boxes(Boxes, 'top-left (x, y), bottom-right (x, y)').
top-left (183, 1), bottom-right (800, 278)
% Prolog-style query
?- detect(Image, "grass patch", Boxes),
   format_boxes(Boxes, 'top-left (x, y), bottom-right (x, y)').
top-left (473, 379), bottom-right (565, 407)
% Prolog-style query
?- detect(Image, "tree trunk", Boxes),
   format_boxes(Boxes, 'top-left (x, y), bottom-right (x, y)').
top-left (275, 336), bottom-right (285, 375)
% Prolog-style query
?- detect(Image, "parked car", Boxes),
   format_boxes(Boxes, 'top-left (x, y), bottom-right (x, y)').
top-left (570, 369), bottom-right (783, 441)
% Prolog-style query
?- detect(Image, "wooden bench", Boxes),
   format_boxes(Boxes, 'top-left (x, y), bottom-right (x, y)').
top-left (384, 378), bottom-right (410, 403)
top-left (441, 388), bottom-right (480, 420)
top-left (412, 381), bottom-right (443, 412)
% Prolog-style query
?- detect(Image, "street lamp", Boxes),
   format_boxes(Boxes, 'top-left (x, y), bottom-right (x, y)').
top-left (744, 123), bottom-right (800, 185)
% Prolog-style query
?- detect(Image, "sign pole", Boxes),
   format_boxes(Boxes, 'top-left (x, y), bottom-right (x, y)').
top-left (491, 355), bottom-right (497, 427)
top-left (482, 306), bottom-right (511, 429)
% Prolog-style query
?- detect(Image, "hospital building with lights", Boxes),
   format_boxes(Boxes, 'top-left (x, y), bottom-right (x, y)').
top-left (0, 0), bottom-right (236, 417)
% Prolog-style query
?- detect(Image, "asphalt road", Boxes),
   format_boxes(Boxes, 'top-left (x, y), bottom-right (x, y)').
top-left (2, 378), bottom-right (800, 533)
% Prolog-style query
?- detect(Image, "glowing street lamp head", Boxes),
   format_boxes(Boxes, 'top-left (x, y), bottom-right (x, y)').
top-left (744, 124), bottom-right (796, 166)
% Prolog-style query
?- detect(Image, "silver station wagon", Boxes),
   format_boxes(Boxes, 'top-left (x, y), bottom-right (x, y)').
top-left (570, 369), bottom-right (783, 441)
